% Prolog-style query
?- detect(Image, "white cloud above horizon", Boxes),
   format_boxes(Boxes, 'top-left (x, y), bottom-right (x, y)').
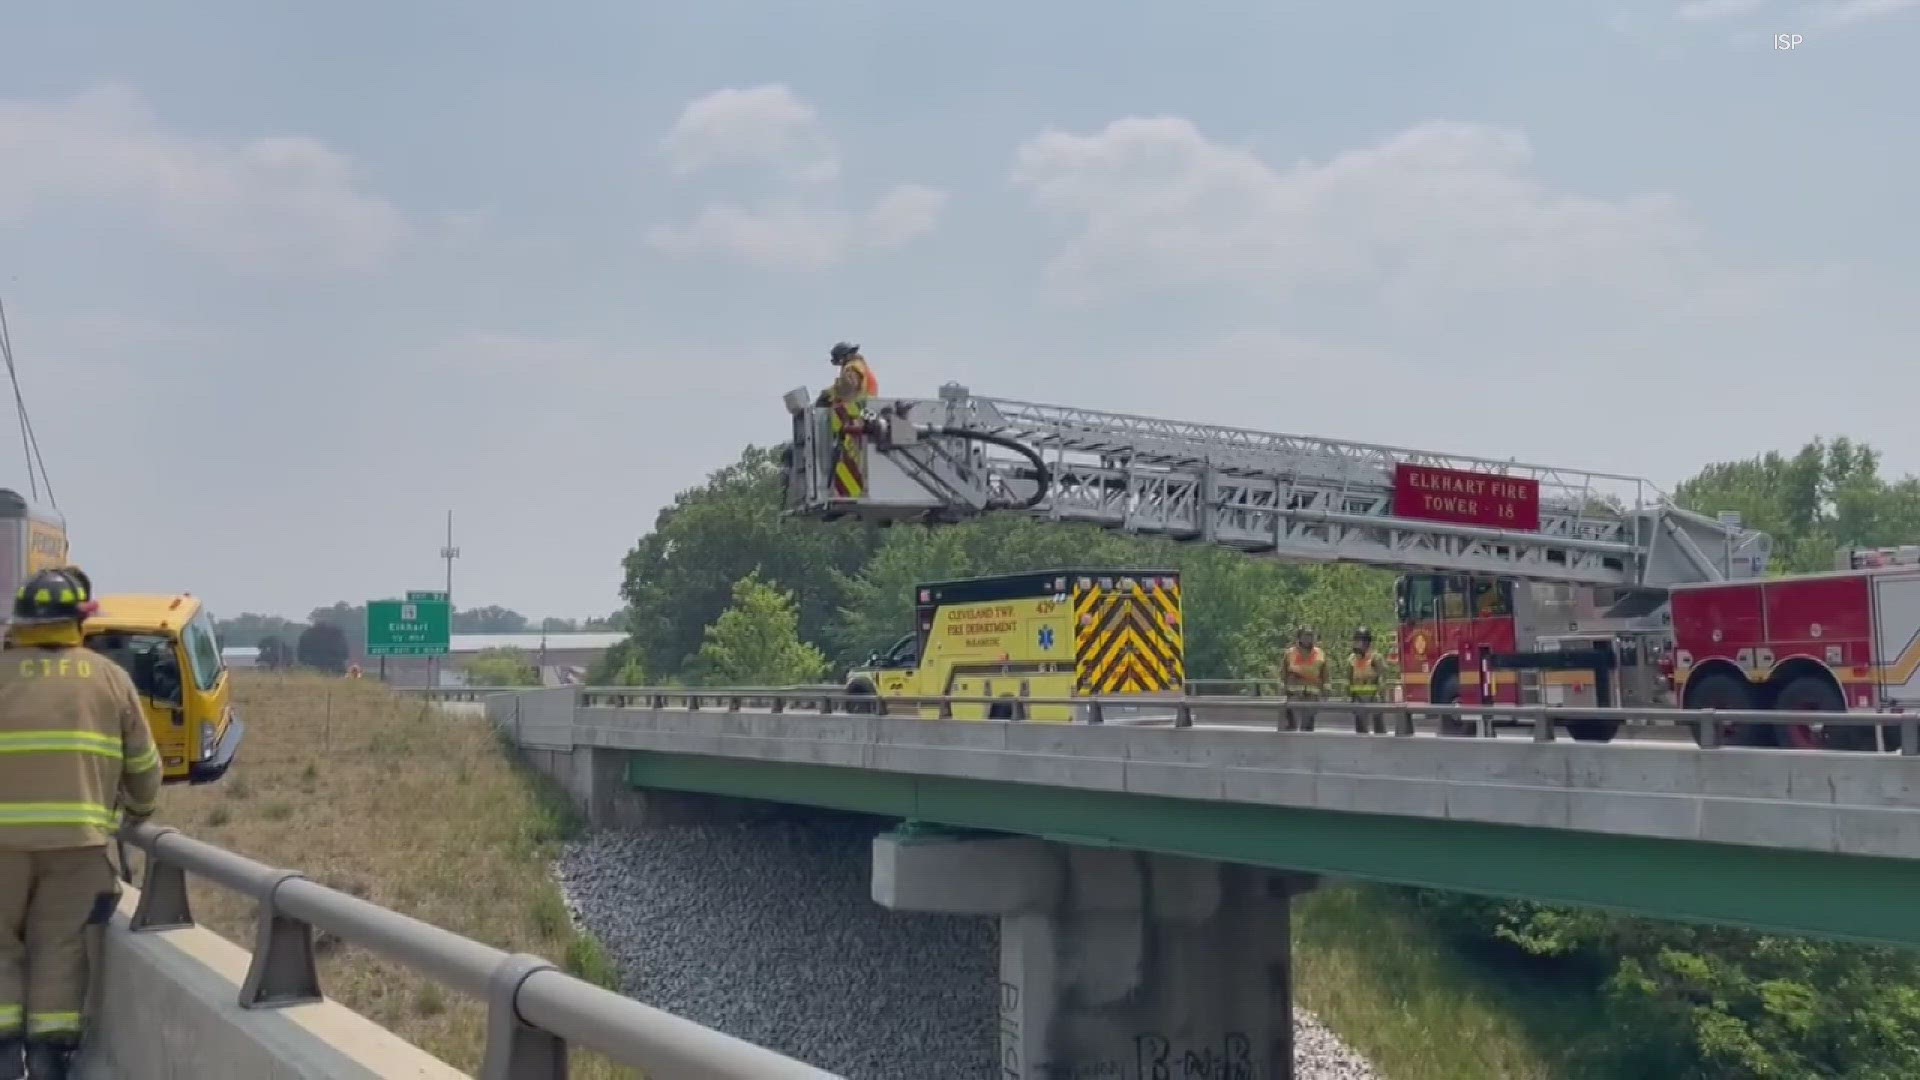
top-left (1006, 116), bottom-right (1845, 323)
top-left (1676, 0), bottom-right (1917, 25)
top-left (649, 84), bottom-right (948, 270)
top-left (660, 84), bottom-right (841, 185)
top-left (0, 86), bottom-right (411, 274)
top-left (0, 4), bottom-right (1911, 621)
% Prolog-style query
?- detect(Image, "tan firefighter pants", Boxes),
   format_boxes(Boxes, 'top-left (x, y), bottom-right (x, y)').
top-left (0, 846), bottom-right (119, 1046)
top-left (1283, 686), bottom-right (1322, 731)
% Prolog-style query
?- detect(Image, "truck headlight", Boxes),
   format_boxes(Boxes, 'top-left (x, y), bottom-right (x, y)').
top-left (199, 721), bottom-right (216, 758)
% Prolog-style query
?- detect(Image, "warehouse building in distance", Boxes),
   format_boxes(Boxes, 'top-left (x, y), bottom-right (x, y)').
top-left (222, 631), bottom-right (626, 687)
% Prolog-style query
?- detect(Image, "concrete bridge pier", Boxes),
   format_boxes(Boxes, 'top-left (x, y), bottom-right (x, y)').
top-left (873, 829), bottom-right (1316, 1080)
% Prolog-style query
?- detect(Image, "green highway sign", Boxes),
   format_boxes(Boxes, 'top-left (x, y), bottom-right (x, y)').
top-left (366, 596), bottom-right (451, 657)
top-left (407, 590), bottom-right (449, 603)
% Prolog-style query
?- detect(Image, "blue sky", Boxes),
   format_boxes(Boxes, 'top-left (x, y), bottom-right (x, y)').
top-left (1, 0), bottom-right (1914, 620)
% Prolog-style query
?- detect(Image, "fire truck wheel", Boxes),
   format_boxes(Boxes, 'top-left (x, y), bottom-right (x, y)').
top-left (1771, 675), bottom-right (1852, 750)
top-left (1431, 669), bottom-right (1473, 737)
top-left (1682, 672), bottom-right (1756, 747)
top-left (844, 682), bottom-right (879, 714)
top-left (988, 699), bottom-right (1015, 720)
top-left (1766, 672), bottom-right (1843, 749)
top-left (1564, 719), bottom-right (1621, 743)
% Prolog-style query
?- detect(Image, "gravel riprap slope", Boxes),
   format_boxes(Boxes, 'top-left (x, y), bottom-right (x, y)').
top-left (558, 806), bottom-right (1378, 1080)
top-left (558, 808), bottom-right (1000, 1078)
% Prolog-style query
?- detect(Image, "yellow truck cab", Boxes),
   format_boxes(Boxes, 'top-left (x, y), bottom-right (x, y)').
top-left (0, 488), bottom-right (241, 785)
top-left (844, 567), bottom-right (1186, 722)
top-left (83, 593), bottom-right (242, 785)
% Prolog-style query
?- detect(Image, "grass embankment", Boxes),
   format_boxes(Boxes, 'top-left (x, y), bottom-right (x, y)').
top-left (150, 672), bottom-right (635, 1079)
top-left (1295, 887), bottom-right (1630, 1080)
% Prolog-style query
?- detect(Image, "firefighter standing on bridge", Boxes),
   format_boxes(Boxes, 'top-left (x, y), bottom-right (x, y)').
top-left (0, 568), bottom-right (160, 1080)
top-left (1346, 627), bottom-right (1388, 735)
top-left (1278, 626), bottom-right (1329, 732)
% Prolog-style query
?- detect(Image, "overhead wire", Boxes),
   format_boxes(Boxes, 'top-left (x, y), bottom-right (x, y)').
top-left (0, 296), bottom-right (56, 509)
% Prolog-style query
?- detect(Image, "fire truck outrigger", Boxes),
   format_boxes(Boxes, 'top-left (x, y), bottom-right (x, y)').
top-left (778, 384), bottom-right (1914, 751)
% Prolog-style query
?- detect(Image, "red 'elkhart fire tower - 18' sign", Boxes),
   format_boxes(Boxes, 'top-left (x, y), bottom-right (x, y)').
top-left (1392, 463), bottom-right (1541, 532)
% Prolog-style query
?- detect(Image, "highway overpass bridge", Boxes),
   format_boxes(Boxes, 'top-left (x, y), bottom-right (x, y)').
top-left (71, 688), bottom-right (1920, 1079)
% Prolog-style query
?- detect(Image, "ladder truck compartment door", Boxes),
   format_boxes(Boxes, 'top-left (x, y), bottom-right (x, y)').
top-left (1871, 571), bottom-right (1920, 708)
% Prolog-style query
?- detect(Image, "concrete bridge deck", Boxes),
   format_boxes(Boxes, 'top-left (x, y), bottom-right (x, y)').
top-left (72, 685), bottom-right (1920, 1078)
top-left (485, 685), bottom-right (1920, 948)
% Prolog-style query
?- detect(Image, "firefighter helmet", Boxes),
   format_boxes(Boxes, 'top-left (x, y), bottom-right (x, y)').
top-left (1353, 625), bottom-right (1373, 643)
top-left (12, 566), bottom-right (97, 625)
top-left (830, 342), bottom-right (861, 365)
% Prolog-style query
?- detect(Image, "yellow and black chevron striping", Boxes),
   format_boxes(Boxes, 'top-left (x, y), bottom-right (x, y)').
top-left (1073, 576), bottom-right (1184, 694)
top-left (829, 405), bottom-right (866, 498)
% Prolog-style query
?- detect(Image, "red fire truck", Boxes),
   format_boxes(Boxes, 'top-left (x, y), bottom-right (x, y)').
top-left (1664, 546), bottom-right (1920, 750)
top-left (778, 383), bottom-right (1913, 750)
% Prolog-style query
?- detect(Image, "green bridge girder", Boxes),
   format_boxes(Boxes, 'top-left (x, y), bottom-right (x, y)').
top-left (625, 751), bottom-right (1920, 950)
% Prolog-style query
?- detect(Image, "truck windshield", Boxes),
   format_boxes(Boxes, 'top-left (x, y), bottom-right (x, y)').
top-left (1399, 574), bottom-right (1513, 621)
top-left (86, 632), bottom-right (182, 702)
top-left (183, 609), bottom-right (225, 691)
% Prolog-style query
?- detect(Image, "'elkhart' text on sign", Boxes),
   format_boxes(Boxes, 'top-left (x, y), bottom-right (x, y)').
top-left (1391, 463), bottom-right (1541, 531)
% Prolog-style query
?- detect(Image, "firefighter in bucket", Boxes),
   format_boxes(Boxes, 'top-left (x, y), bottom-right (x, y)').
top-left (816, 342), bottom-right (880, 501)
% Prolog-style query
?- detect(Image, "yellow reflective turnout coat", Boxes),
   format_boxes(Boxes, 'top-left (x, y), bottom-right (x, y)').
top-left (0, 642), bottom-right (160, 850)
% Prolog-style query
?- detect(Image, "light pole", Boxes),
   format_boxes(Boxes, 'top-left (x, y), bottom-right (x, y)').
top-left (441, 510), bottom-right (460, 600)
top-left (437, 511), bottom-right (460, 687)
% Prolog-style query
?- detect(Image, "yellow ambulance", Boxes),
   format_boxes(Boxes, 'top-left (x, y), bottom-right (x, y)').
top-left (844, 568), bottom-right (1185, 721)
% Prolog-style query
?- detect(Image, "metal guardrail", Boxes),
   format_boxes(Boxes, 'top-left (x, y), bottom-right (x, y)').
top-left (560, 686), bottom-right (1920, 754)
top-left (115, 821), bottom-right (842, 1080)
top-left (1184, 677), bottom-right (1403, 699)
top-left (408, 684), bottom-right (843, 705)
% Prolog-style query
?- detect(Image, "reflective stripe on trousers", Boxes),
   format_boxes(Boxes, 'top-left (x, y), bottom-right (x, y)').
top-left (0, 847), bottom-right (120, 1046)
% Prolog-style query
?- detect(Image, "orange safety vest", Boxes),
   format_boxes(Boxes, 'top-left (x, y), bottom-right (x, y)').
top-left (1348, 651), bottom-right (1380, 696)
top-left (835, 357), bottom-right (878, 401)
top-left (1284, 646), bottom-right (1327, 689)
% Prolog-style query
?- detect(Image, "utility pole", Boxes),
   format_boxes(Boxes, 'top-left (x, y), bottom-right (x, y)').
top-left (436, 510), bottom-right (460, 688)
top-left (441, 510), bottom-right (460, 601)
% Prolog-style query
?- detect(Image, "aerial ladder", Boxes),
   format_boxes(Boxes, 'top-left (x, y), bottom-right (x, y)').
top-left (781, 384), bottom-right (1774, 730)
top-left (781, 384), bottom-right (1770, 591)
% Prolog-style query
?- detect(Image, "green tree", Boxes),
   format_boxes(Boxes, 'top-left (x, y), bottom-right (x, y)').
top-left (610, 656), bottom-right (649, 685)
top-left (256, 634), bottom-right (292, 669)
top-left (1675, 437), bottom-right (1920, 573)
top-left (618, 446), bottom-right (880, 679)
top-left (308, 601), bottom-right (368, 657)
top-left (454, 605), bottom-right (529, 633)
top-left (465, 647), bottom-right (541, 687)
top-left (295, 622), bottom-right (350, 674)
top-left (690, 573), bottom-right (830, 687)
top-left (214, 613), bottom-right (308, 648)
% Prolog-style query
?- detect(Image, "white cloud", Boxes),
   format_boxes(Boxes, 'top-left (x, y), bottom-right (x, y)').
top-left (1676, 0), bottom-right (1916, 26)
top-left (661, 84), bottom-right (839, 184)
top-left (652, 86), bottom-right (946, 270)
top-left (1676, 0), bottom-right (1767, 21)
top-left (648, 184), bottom-right (947, 271)
top-left (0, 86), bottom-right (409, 273)
top-left (1816, 0), bottom-right (1919, 24)
top-left (1010, 116), bottom-right (1731, 310)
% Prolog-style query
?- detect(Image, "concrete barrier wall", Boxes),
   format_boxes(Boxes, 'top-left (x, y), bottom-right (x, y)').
top-left (489, 687), bottom-right (577, 750)
top-left (81, 887), bottom-right (467, 1080)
